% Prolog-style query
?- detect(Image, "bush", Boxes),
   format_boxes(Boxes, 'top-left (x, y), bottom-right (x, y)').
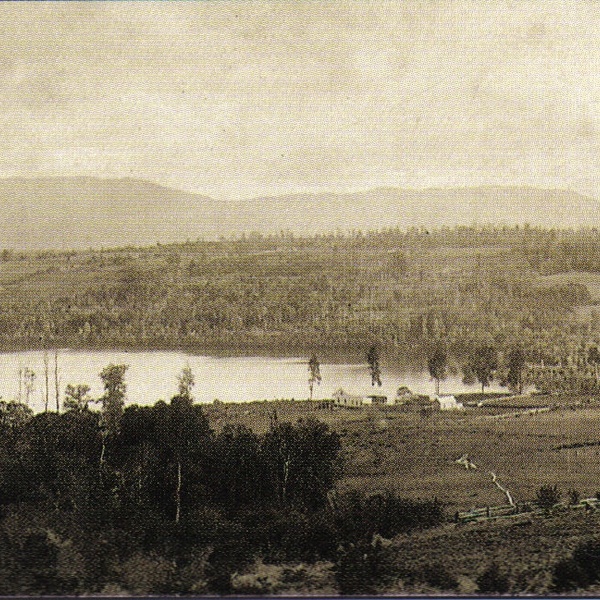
top-left (476, 562), bottom-right (510, 594)
top-left (568, 488), bottom-right (581, 505)
top-left (552, 539), bottom-right (600, 591)
top-left (334, 536), bottom-right (398, 595)
top-left (120, 552), bottom-right (175, 594)
top-left (231, 561), bottom-right (335, 596)
top-left (253, 509), bottom-right (338, 563)
top-left (552, 558), bottom-right (589, 592)
top-left (419, 563), bottom-right (460, 591)
top-left (331, 490), bottom-right (445, 543)
top-left (536, 484), bottom-right (561, 510)
top-left (204, 526), bottom-right (256, 594)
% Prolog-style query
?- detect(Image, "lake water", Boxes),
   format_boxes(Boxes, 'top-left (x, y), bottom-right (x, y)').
top-left (0, 349), bottom-right (502, 412)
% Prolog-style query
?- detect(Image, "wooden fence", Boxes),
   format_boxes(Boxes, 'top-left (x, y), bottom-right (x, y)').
top-left (456, 497), bottom-right (600, 523)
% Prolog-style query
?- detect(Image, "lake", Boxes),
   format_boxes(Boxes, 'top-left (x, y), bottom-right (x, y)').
top-left (0, 349), bottom-right (503, 412)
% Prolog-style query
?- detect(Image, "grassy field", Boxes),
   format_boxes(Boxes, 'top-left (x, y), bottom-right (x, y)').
top-left (205, 397), bottom-right (600, 512)
top-left (387, 509), bottom-right (600, 594)
top-left (204, 396), bottom-right (600, 595)
top-left (536, 271), bottom-right (600, 301)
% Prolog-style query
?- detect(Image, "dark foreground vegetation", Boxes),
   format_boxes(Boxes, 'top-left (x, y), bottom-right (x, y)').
top-left (0, 375), bottom-right (447, 595)
top-left (4, 373), bottom-right (600, 594)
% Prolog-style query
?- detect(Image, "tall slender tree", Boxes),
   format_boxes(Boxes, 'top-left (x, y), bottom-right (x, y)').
top-left (464, 345), bottom-right (498, 393)
top-left (54, 350), bottom-right (60, 412)
top-left (170, 364), bottom-right (200, 523)
top-left (97, 363), bottom-right (128, 466)
top-left (177, 363), bottom-right (195, 403)
top-left (43, 350), bottom-right (49, 412)
top-left (506, 346), bottom-right (526, 394)
top-left (367, 346), bottom-right (382, 387)
top-left (427, 344), bottom-right (448, 396)
top-left (23, 368), bottom-right (35, 406)
top-left (64, 384), bottom-right (92, 413)
top-left (308, 354), bottom-right (322, 400)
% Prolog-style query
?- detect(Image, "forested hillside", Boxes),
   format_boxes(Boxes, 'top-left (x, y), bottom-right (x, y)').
top-left (0, 225), bottom-right (597, 369)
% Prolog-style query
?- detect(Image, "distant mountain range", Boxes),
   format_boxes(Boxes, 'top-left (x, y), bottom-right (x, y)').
top-left (0, 176), bottom-right (598, 250)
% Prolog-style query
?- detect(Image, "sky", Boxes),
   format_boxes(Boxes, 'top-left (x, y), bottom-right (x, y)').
top-left (0, 0), bottom-right (599, 200)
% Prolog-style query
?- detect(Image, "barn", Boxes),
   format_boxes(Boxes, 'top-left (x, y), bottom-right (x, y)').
top-left (332, 388), bottom-right (364, 408)
top-left (364, 394), bottom-right (388, 405)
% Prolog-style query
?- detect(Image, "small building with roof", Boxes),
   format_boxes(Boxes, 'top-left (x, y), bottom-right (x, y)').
top-left (434, 394), bottom-right (464, 411)
top-left (332, 388), bottom-right (364, 408)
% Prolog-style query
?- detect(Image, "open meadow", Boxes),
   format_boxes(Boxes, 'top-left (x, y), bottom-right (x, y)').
top-left (206, 397), bottom-right (600, 511)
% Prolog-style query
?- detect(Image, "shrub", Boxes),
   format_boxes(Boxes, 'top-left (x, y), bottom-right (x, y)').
top-left (120, 552), bottom-right (175, 594)
top-left (205, 533), bottom-right (255, 594)
top-left (231, 562), bottom-right (335, 596)
top-left (242, 507), bottom-right (338, 563)
top-left (536, 484), bottom-right (561, 510)
top-left (568, 488), bottom-right (581, 505)
top-left (552, 539), bottom-right (600, 591)
top-left (334, 536), bottom-right (398, 595)
top-left (331, 490), bottom-right (445, 543)
top-left (419, 563), bottom-right (460, 591)
top-left (552, 558), bottom-right (588, 592)
top-left (476, 562), bottom-right (510, 594)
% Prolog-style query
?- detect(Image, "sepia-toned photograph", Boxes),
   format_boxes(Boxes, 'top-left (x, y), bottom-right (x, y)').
top-left (1, 0), bottom-right (600, 595)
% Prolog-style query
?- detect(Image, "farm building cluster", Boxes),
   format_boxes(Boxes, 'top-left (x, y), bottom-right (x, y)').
top-left (328, 387), bottom-right (465, 411)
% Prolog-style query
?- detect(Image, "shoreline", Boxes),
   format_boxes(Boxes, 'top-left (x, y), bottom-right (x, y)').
top-left (0, 341), bottom-right (427, 370)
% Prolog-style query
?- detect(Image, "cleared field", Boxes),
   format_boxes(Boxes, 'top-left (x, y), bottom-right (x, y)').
top-left (206, 399), bottom-right (600, 512)
top-left (537, 271), bottom-right (600, 301)
top-left (389, 509), bottom-right (600, 595)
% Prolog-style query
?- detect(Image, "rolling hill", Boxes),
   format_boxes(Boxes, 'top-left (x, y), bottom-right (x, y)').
top-left (0, 176), bottom-right (597, 250)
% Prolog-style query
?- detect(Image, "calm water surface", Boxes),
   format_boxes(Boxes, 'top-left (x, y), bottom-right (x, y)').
top-left (0, 350), bottom-right (502, 412)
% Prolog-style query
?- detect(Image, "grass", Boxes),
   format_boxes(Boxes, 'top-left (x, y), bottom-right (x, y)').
top-left (205, 398), bottom-right (600, 511)
top-left (537, 271), bottom-right (600, 301)
top-left (206, 397), bottom-right (600, 594)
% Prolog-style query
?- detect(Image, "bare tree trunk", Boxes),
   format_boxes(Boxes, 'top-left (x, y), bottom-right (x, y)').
top-left (100, 438), bottom-right (106, 469)
top-left (44, 350), bottom-right (49, 412)
top-left (282, 458), bottom-right (290, 504)
top-left (519, 373), bottom-right (523, 395)
top-left (175, 460), bottom-right (182, 524)
top-left (54, 350), bottom-right (59, 412)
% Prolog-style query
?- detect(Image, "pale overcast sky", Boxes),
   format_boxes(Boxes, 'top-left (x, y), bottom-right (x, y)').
top-left (1, 0), bottom-right (599, 199)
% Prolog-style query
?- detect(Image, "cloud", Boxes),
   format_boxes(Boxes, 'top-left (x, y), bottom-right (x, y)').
top-left (0, 0), bottom-right (598, 199)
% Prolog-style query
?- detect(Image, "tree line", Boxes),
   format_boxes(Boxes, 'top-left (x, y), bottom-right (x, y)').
top-left (0, 363), bottom-right (446, 595)
top-left (0, 225), bottom-right (595, 369)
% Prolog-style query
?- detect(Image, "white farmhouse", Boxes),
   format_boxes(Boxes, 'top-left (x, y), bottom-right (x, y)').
top-left (332, 388), bottom-right (364, 408)
top-left (434, 394), bottom-right (464, 411)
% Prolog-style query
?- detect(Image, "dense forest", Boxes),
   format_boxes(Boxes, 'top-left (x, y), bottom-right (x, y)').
top-left (0, 225), bottom-right (598, 371)
top-left (0, 366), bottom-right (447, 595)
